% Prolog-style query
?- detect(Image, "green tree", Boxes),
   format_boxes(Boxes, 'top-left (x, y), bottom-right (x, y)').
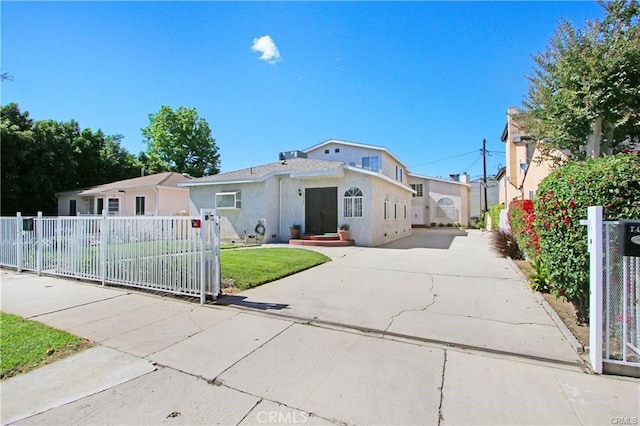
top-left (523, 0), bottom-right (640, 160)
top-left (1, 103), bottom-right (141, 215)
top-left (142, 105), bottom-right (220, 177)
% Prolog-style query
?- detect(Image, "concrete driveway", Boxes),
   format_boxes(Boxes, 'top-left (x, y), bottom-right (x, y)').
top-left (224, 228), bottom-right (583, 365)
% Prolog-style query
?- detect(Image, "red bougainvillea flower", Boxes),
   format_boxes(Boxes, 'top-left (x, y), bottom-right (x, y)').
top-left (568, 200), bottom-right (575, 208)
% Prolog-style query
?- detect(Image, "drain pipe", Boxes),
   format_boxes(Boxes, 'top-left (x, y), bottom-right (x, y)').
top-left (279, 177), bottom-right (282, 240)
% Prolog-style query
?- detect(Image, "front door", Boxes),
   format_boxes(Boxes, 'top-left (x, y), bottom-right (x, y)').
top-left (305, 187), bottom-right (338, 234)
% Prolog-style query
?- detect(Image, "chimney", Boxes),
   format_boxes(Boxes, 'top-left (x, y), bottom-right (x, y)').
top-left (460, 173), bottom-right (470, 184)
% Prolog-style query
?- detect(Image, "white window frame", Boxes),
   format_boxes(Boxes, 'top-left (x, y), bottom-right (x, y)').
top-left (135, 196), bottom-right (146, 215)
top-left (107, 198), bottom-right (120, 215)
top-left (216, 191), bottom-right (242, 209)
top-left (343, 187), bottom-right (363, 218)
top-left (436, 197), bottom-right (457, 219)
top-left (394, 196), bottom-right (399, 219)
top-left (396, 166), bottom-right (403, 182)
top-left (410, 184), bottom-right (423, 198)
top-left (362, 156), bottom-right (380, 172)
top-left (404, 201), bottom-right (408, 219)
top-left (384, 195), bottom-right (390, 220)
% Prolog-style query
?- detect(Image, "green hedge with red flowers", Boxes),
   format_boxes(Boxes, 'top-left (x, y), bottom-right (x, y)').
top-left (508, 199), bottom-right (540, 259)
top-left (534, 153), bottom-right (640, 317)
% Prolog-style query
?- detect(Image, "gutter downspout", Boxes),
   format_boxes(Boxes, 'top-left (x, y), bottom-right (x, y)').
top-left (279, 178), bottom-right (282, 241)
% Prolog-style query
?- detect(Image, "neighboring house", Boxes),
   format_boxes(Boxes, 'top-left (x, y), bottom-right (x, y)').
top-left (181, 139), bottom-right (470, 246)
top-left (469, 176), bottom-right (499, 219)
top-left (56, 172), bottom-right (192, 216)
top-left (499, 107), bottom-right (556, 205)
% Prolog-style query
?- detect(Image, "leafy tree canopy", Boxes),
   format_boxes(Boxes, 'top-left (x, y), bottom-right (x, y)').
top-left (523, 0), bottom-right (640, 160)
top-left (1, 103), bottom-right (141, 215)
top-left (142, 105), bottom-right (220, 177)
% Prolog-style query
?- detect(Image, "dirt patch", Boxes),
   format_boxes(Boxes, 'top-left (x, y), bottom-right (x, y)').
top-left (513, 259), bottom-right (589, 348)
top-left (221, 278), bottom-right (241, 295)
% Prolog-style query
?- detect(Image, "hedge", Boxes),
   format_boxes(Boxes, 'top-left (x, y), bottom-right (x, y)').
top-left (508, 199), bottom-right (540, 259)
top-left (534, 153), bottom-right (640, 318)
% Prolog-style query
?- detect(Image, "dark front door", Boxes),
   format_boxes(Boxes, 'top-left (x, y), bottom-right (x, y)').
top-left (305, 187), bottom-right (338, 234)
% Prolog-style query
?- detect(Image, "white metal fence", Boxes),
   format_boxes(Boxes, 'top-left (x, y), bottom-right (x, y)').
top-left (585, 206), bottom-right (640, 375)
top-left (0, 211), bottom-right (221, 303)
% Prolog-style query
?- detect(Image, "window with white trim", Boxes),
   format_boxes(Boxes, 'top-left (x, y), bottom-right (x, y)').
top-left (384, 194), bottom-right (390, 220)
top-left (362, 156), bottom-right (380, 172)
top-left (216, 191), bottom-right (241, 209)
top-left (404, 201), bottom-right (407, 219)
top-left (410, 184), bottom-right (423, 197)
top-left (343, 187), bottom-right (363, 218)
top-left (107, 198), bottom-right (120, 215)
top-left (436, 197), bottom-right (457, 219)
top-left (394, 196), bottom-right (399, 219)
top-left (135, 196), bottom-right (146, 215)
top-left (96, 198), bottom-right (104, 215)
top-left (396, 166), bottom-right (403, 182)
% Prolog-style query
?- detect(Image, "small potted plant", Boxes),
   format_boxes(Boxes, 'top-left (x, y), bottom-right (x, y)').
top-left (290, 224), bottom-right (302, 239)
top-left (337, 224), bottom-right (350, 241)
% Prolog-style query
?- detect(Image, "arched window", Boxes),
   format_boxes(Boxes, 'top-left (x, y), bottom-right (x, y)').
top-left (404, 201), bottom-right (408, 219)
top-left (436, 197), bottom-right (457, 219)
top-left (344, 187), bottom-right (363, 218)
top-left (384, 194), bottom-right (390, 220)
top-left (394, 196), bottom-right (399, 219)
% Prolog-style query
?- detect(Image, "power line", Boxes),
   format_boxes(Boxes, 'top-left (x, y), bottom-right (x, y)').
top-left (462, 154), bottom-right (482, 173)
top-left (409, 150), bottom-right (477, 168)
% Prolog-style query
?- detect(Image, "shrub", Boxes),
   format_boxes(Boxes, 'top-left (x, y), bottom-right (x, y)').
top-left (508, 199), bottom-right (540, 258)
top-left (535, 153), bottom-right (640, 317)
top-left (475, 218), bottom-right (485, 229)
top-left (528, 256), bottom-right (550, 293)
top-left (489, 229), bottom-right (523, 259)
top-left (488, 204), bottom-right (505, 231)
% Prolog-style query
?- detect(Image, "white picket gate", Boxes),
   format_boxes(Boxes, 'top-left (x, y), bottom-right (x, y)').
top-left (0, 211), bottom-right (221, 303)
top-left (585, 206), bottom-right (640, 376)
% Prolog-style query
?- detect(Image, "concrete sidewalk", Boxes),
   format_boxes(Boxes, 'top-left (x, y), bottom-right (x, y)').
top-left (1, 269), bottom-right (638, 425)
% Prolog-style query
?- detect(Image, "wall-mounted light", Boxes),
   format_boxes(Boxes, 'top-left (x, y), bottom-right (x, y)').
top-left (297, 189), bottom-right (303, 197)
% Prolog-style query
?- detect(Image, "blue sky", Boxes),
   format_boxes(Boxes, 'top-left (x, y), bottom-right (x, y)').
top-left (1, 1), bottom-right (602, 180)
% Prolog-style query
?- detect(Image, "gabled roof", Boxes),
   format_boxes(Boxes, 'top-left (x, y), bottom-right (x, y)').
top-left (180, 158), bottom-right (345, 186)
top-left (303, 139), bottom-right (409, 169)
top-left (57, 172), bottom-right (191, 196)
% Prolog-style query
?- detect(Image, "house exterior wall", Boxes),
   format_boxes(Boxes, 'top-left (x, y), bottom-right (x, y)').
top-left (521, 145), bottom-right (557, 201)
top-left (407, 176), bottom-right (470, 227)
top-left (187, 169), bottom-right (412, 246)
top-left (305, 142), bottom-right (406, 184)
top-left (469, 178), bottom-right (499, 218)
top-left (57, 188), bottom-right (189, 216)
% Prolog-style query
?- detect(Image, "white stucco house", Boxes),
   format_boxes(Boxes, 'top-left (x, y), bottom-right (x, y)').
top-left (56, 172), bottom-right (192, 216)
top-left (181, 139), bottom-right (470, 246)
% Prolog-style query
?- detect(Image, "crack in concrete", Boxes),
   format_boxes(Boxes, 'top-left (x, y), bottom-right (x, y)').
top-left (437, 350), bottom-right (448, 426)
top-left (325, 265), bottom-right (515, 281)
top-left (425, 311), bottom-right (557, 327)
top-left (384, 274), bottom-right (437, 332)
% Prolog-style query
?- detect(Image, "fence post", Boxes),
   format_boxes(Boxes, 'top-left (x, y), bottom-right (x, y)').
top-left (36, 212), bottom-right (43, 275)
top-left (16, 212), bottom-right (22, 272)
top-left (588, 206), bottom-right (604, 374)
top-left (199, 209), bottom-right (206, 305)
top-left (213, 215), bottom-right (221, 300)
top-left (101, 210), bottom-right (107, 286)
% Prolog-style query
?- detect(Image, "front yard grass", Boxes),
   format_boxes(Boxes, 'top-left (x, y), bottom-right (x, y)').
top-left (0, 312), bottom-right (92, 380)
top-left (221, 247), bottom-right (330, 290)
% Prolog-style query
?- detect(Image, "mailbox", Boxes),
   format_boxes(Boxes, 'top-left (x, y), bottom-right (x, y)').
top-left (619, 220), bottom-right (640, 257)
top-left (191, 219), bottom-right (201, 228)
top-left (22, 218), bottom-right (34, 232)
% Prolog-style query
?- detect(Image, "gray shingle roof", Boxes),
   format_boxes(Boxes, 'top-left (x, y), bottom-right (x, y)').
top-left (181, 158), bottom-right (345, 185)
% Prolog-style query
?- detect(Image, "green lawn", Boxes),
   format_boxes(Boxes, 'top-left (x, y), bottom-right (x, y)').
top-left (221, 247), bottom-right (330, 290)
top-left (0, 312), bottom-right (92, 380)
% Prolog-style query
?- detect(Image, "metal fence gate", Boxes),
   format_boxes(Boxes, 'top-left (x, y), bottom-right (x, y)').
top-left (0, 211), bottom-right (221, 303)
top-left (585, 206), bottom-right (640, 375)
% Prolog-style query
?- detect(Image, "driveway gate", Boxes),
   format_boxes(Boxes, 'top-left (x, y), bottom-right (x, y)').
top-left (0, 210), bottom-right (221, 303)
top-left (585, 206), bottom-right (640, 376)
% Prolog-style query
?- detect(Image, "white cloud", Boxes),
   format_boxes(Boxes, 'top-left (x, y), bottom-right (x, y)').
top-left (251, 35), bottom-right (281, 64)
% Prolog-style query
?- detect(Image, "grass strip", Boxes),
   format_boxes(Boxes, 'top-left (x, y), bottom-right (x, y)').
top-left (0, 312), bottom-right (92, 380)
top-left (221, 247), bottom-right (330, 290)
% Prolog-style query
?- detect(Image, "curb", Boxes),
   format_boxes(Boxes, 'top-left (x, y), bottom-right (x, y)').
top-left (506, 257), bottom-right (585, 354)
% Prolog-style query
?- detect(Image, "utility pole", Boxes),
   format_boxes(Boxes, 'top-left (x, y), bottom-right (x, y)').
top-left (482, 138), bottom-right (488, 213)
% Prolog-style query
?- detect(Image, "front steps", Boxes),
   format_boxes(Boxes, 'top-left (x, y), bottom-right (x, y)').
top-left (288, 234), bottom-right (355, 247)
